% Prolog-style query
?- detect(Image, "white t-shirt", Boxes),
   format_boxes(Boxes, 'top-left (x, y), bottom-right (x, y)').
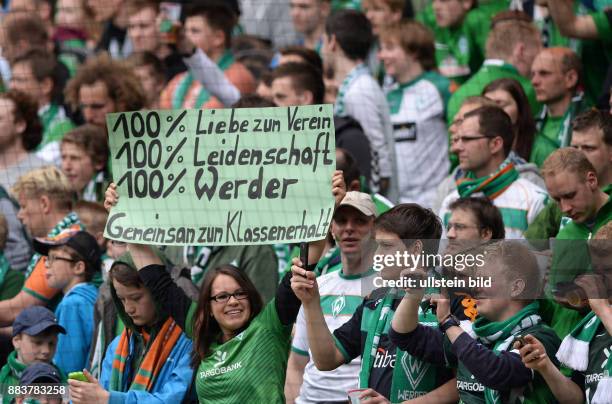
top-left (292, 268), bottom-right (377, 403)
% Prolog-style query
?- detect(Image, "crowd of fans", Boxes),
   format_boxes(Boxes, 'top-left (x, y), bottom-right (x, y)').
top-left (0, 0), bottom-right (610, 403)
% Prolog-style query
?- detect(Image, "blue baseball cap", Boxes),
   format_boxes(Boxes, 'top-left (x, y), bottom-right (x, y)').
top-left (12, 306), bottom-right (66, 337)
top-left (20, 362), bottom-right (62, 385)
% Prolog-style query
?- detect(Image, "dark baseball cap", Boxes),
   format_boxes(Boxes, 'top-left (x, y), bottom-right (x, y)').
top-left (13, 306), bottom-right (66, 337)
top-left (20, 362), bottom-right (62, 385)
top-left (33, 230), bottom-right (102, 272)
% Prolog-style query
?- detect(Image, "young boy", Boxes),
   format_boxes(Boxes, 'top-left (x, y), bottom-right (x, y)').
top-left (0, 306), bottom-right (66, 404)
top-left (378, 20), bottom-right (451, 208)
top-left (33, 230), bottom-right (100, 374)
top-left (15, 362), bottom-right (65, 404)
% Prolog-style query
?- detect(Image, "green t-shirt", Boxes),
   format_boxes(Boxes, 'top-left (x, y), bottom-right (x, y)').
top-left (417, 6), bottom-right (489, 84)
top-left (188, 301), bottom-right (292, 404)
top-left (530, 115), bottom-right (564, 168)
top-left (546, 187), bottom-right (612, 338)
top-left (0, 268), bottom-right (24, 301)
top-left (446, 60), bottom-right (540, 125)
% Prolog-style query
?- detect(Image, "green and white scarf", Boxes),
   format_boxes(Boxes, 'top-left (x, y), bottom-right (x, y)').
top-left (557, 311), bottom-right (612, 404)
top-left (25, 212), bottom-right (81, 277)
top-left (471, 302), bottom-right (542, 404)
top-left (359, 289), bottom-right (439, 401)
top-left (536, 92), bottom-right (585, 149)
top-left (457, 158), bottom-right (519, 199)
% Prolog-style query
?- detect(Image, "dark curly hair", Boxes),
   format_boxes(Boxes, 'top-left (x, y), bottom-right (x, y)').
top-left (64, 53), bottom-right (146, 113)
top-left (1, 90), bottom-right (42, 151)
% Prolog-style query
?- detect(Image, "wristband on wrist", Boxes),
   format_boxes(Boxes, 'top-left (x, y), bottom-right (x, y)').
top-left (439, 314), bottom-right (460, 334)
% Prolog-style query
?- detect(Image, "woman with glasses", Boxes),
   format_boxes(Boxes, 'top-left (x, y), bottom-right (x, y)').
top-left (102, 171), bottom-right (346, 403)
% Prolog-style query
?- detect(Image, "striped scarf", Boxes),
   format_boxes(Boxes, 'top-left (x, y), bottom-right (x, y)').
top-left (25, 212), bottom-right (81, 277)
top-left (456, 159), bottom-right (519, 199)
top-left (557, 311), bottom-right (612, 404)
top-left (109, 317), bottom-right (182, 392)
top-left (471, 302), bottom-right (542, 404)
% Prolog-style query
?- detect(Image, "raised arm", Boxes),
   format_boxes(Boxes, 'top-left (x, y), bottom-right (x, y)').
top-left (515, 335), bottom-right (584, 404)
top-left (290, 263), bottom-right (346, 370)
top-left (105, 184), bottom-right (194, 331)
top-left (547, 0), bottom-right (600, 39)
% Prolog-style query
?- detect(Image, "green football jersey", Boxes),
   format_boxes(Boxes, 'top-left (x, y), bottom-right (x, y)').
top-left (189, 301), bottom-right (292, 403)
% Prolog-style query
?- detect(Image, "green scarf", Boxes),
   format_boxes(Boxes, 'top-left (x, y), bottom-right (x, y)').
top-left (359, 289), bottom-right (440, 402)
top-left (25, 212), bottom-right (81, 277)
top-left (0, 351), bottom-right (27, 404)
top-left (456, 158), bottom-right (519, 199)
top-left (0, 252), bottom-right (10, 291)
top-left (472, 302), bottom-right (542, 404)
top-left (556, 311), bottom-right (612, 403)
top-left (0, 352), bottom-right (66, 404)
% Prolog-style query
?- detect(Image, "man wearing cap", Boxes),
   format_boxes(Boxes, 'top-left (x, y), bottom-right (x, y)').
top-left (15, 362), bottom-right (64, 404)
top-left (285, 191), bottom-right (379, 403)
top-left (33, 230), bottom-right (100, 374)
top-left (0, 306), bottom-right (66, 404)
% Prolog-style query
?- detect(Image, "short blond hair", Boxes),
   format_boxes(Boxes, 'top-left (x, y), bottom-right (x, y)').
top-left (540, 147), bottom-right (596, 180)
top-left (12, 166), bottom-right (73, 210)
top-left (0, 214), bottom-right (7, 250)
top-left (486, 13), bottom-right (540, 60)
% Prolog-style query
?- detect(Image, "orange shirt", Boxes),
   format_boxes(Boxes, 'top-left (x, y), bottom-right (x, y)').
top-left (160, 60), bottom-right (255, 110)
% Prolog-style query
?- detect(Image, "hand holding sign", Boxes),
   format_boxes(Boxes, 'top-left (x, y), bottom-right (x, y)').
top-left (104, 105), bottom-right (336, 246)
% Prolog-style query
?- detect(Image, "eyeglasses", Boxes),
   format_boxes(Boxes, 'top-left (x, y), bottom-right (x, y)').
top-left (446, 223), bottom-right (481, 232)
top-left (46, 254), bottom-right (77, 266)
top-left (450, 135), bottom-right (490, 146)
top-left (210, 290), bottom-right (249, 303)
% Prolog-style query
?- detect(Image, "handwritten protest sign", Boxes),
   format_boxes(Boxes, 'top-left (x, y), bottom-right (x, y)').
top-left (104, 105), bottom-right (336, 246)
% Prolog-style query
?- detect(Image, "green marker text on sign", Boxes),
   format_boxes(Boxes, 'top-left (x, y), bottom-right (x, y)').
top-left (104, 105), bottom-right (336, 246)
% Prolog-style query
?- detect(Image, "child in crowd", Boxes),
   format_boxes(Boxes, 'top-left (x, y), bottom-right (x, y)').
top-left (0, 306), bottom-right (66, 404)
top-left (15, 362), bottom-right (64, 404)
top-left (69, 252), bottom-right (193, 403)
top-left (33, 230), bottom-right (100, 374)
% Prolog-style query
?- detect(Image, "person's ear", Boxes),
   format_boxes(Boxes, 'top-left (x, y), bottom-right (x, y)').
top-left (14, 118), bottom-right (26, 135)
top-left (212, 29), bottom-right (226, 50)
top-left (73, 260), bottom-right (86, 276)
top-left (489, 135), bottom-right (505, 155)
top-left (321, 0), bottom-right (331, 17)
top-left (301, 90), bottom-right (314, 105)
top-left (40, 194), bottom-right (52, 214)
top-left (93, 159), bottom-right (106, 172)
top-left (12, 335), bottom-right (21, 350)
top-left (462, 0), bottom-right (475, 11)
top-left (408, 239), bottom-right (423, 256)
top-left (510, 278), bottom-right (526, 298)
top-left (41, 77), bottom-right (54, 99)
top-left (564, 69), bottom-right (578, 91)
top-left (390, 10), bottom-right (402, 24)
top-left (586, 171), bottom-right (599, 190)
top-left (480, 227), bottom-right (493, 241)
